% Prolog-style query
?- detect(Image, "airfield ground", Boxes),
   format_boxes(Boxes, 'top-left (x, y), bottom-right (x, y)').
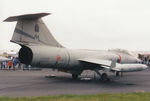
top-left (0, 68), bottom-right (150, 97)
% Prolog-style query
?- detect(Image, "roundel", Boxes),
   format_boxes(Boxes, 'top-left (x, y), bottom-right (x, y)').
top-left (117, 54), bottom-right (122, 63)
top-left (56, 56), bottom-right (61, 61)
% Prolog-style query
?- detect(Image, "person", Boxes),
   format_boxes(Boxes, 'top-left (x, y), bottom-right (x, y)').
top-left (13, 57), bottom-right (19, 70)
top-left (18, 61), bottom-right (22, 70)
top-left (0, 62), bottom-right (2, 70)
top-left (2, 61), bottom-right (6, 70)
top-left (149, 59), bottom-right (150, 66)
top-left (8, 60), bottom-right (12, 70)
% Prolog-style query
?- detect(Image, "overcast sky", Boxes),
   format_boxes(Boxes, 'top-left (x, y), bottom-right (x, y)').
top-left (1, 0), bottom-right (150, 51)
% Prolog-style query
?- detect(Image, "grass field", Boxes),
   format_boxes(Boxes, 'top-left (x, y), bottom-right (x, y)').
top-left (0, 92), bottom-right (150, 101)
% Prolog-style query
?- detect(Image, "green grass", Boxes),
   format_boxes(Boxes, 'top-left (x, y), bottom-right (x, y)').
top-left (0, 92), bottom-right (150, 101)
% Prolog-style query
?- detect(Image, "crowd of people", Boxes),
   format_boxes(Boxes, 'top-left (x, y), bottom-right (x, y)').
top-left (0, 57), bottom-right (22, 70)
top-left (138, 54), bottom-right (150, 66)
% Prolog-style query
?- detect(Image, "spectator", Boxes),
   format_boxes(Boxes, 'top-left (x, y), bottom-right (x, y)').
top-left (0, 62), bottom-right (2, 70)
top-left (18, 61), bottom-right (22, 70)
top-left (13, 57), bottom-right (19, 70)
top-left (2, 61), bottom-right (7, 70)
top-left (8, 60), bottom-right (12, 70)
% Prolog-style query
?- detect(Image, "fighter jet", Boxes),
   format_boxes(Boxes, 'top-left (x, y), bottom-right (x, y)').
top-left (4, 13), bottom-right (148, 81)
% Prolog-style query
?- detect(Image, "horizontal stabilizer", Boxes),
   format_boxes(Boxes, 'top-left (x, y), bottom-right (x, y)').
top-left (4, 13), bottom-right (50, 22)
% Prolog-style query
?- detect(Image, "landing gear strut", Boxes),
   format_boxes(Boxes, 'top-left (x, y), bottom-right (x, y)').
top-left (116, 71), bottom-right (120, 76)
top-left (116, 71), bottom-right (123, 77)
top-left (121, 72), bottom-right (123, 77)
top-left (72, 74), bottom-right (78, 79)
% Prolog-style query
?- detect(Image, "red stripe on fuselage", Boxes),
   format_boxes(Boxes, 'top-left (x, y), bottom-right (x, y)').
top-left (57, 56), bottom-right (61, 61)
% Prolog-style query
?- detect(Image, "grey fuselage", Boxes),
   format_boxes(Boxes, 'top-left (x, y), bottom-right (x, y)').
top-left (19, 45), bottom-right (138, 71)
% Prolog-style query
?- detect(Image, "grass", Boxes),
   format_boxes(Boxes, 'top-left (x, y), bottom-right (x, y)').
top-left (0, 92), bottom-right (150, 101)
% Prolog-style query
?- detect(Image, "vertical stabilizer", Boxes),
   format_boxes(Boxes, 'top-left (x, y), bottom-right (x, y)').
top-left (4, 13), bottom-right (63, 47)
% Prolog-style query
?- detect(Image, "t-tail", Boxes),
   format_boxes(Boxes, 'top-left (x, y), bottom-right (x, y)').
top-left (4, 13), bottom-right (64, 65)
top-left (4, 13), bottom-right (63, 47)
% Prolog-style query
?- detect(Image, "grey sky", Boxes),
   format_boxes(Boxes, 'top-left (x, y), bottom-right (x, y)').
top-left (1, 0), bottom-right (150, 51)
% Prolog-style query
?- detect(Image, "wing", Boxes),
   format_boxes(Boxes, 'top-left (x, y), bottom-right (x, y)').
top-left (78, 58), bottom-right (112, 69)
top-left (78, 58), bottom-right (147, 72)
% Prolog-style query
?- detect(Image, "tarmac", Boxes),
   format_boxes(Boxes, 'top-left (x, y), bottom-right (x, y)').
top-left (0, 68), bottom-right (150, 97)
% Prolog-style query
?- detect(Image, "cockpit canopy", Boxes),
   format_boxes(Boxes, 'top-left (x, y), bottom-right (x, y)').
top-left (108, 49), bottom-right (132, 56)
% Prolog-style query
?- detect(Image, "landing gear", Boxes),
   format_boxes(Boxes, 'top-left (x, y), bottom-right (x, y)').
top-left (72, 74), bottom-right (78, 79)
top-left (116, 71), bottom-right (123, 77)
top-left (101, 73), bottom-right (109, 81)
top-left (94, 69), bottom-right (109, 81)
top-left (121, 72), bottom-right (123, 77)
top-left (116, 71), bottom-right (120, 76)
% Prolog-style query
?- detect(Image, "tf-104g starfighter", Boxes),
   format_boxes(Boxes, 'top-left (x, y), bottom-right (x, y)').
top-left (4, 13), bottom-right (147, 81)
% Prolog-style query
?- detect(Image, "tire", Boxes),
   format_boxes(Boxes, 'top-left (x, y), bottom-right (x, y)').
top-left (101, 73), bottom-right (109, 81)
top-left (72, 74), bottom-right (78, 79)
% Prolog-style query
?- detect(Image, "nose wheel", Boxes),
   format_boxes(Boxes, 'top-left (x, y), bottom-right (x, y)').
top-left (116, 71), bottom-right (123, 77)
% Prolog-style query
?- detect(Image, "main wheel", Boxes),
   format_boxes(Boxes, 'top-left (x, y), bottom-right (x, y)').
top-left (72, 74), bottom-right (78, 79)
top-left (101, 73), bottom-right (109, 81)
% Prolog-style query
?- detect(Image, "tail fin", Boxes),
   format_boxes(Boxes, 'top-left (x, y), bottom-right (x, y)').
top-left (4, 13), bottom-right (63, 47)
